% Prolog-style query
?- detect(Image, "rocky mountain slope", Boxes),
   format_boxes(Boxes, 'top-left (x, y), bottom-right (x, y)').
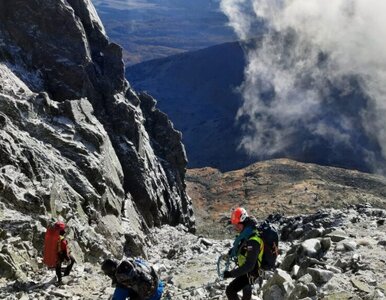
top-left (186, 159), bottom-right (386, 237)
top-left (0, 0), bottom-right (194, 283)
top-left (1, 204), bottom-right (386, 299)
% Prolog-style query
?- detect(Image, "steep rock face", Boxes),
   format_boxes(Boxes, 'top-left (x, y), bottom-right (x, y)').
top-left (0, 63), bottom-right (126, 267)
top-left (139, 92), bottom-right (192, 224)
top-left (0, 0), bottom-right (122, 101)
top-left (0, 0), bottom-right (194, 280)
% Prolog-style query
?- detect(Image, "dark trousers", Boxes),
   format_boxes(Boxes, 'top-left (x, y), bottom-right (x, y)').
top-left (56, 254), bottom-right (75, 281)
top-left (226, 274), bottom-right (253, 300)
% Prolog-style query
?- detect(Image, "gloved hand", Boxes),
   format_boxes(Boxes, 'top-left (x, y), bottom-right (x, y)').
top-left (223, 271), bottom-right (232, 279)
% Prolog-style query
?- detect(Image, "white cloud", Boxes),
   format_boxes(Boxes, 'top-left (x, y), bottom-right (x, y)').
top-left (220, 0), bottom-right (386, 171)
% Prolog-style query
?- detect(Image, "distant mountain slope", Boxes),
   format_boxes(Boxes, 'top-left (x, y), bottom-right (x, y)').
top-left (127, 37), bottom-right (386, 174)
top-left (127, 41), bottom-right (258, 171)
top-left (186, 158), bottom-right (386, 236)
top-left (92, 0), bottom-right (237, 65)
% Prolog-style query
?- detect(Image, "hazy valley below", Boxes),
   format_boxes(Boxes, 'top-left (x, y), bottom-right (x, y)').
top-left (92, 0), bottom-right (237, 65)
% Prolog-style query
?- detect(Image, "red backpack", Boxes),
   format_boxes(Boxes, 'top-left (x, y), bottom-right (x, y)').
top-left (43, 221), bottom-right (65, 268)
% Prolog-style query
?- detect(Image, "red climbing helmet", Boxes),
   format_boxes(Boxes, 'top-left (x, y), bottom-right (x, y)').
top-left (231, 207), bottom-right (248, 224)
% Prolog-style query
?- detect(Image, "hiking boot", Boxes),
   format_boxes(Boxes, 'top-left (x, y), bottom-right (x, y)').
top-left (55, 280), bottom-right (63, 286)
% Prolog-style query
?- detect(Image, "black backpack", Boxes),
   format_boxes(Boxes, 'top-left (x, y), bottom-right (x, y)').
top-left (258, 221), bottom-right (279, 270)
top-left (115, 258), bottom-right (158, 298)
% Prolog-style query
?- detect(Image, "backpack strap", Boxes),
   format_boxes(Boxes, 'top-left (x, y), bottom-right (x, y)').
top-left (230, 226), bottom-right (255, 258)
top-left (248, 231), bottom-right (264, 267)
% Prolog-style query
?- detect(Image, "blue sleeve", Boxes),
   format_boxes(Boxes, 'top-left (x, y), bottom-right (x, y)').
top-left (112, 287), bottom-right (130, 300)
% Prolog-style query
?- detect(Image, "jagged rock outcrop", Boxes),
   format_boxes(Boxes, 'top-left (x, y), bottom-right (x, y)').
top-left (0, 0), bottom-right (194, 281)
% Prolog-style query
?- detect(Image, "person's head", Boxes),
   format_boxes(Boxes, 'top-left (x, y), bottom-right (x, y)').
top-left (230, 207), bottom-right (248, 232)
top-left (101, 258), bottom-right (118, 277)
top-left (55, 221), bottom-right (66, 230)
top-left (55, 221), bottom-right (67, 235)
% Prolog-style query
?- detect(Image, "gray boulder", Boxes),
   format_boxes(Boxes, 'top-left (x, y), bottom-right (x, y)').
top-left (307, 267), bottom-right (334, 285)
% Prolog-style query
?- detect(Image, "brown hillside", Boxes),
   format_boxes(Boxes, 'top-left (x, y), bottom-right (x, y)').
top-left (186, 159), bottom-right (386, 236)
